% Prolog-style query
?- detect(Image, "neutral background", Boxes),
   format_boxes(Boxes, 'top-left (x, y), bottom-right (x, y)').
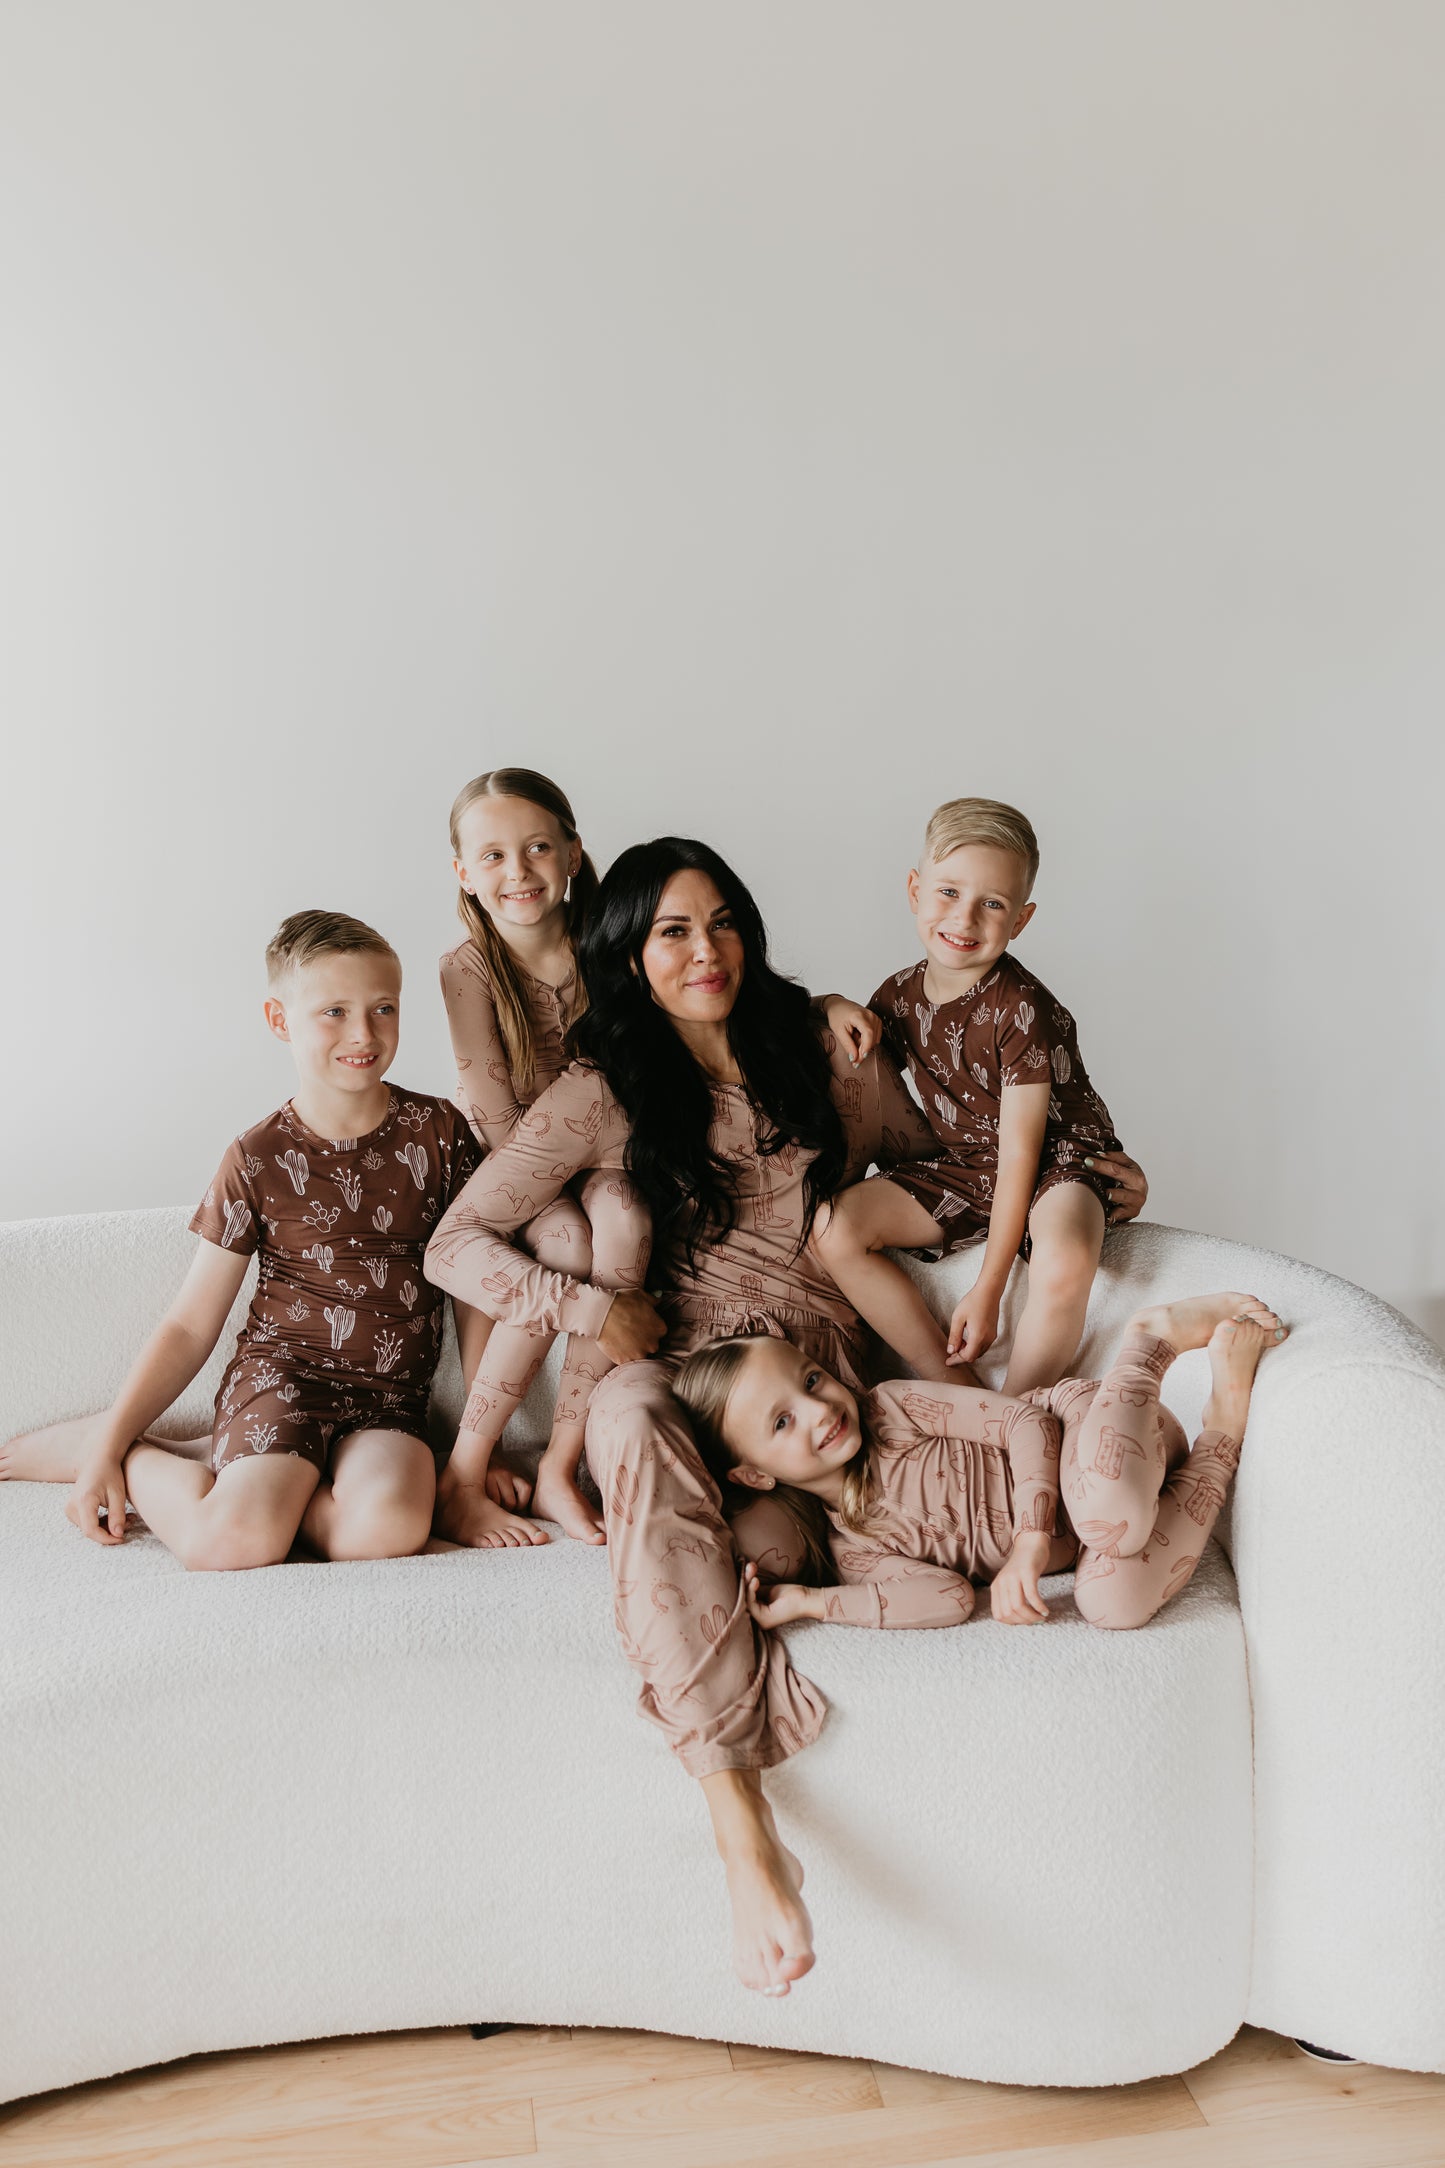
top-left (3, 1), bottom-right (1441, 1337)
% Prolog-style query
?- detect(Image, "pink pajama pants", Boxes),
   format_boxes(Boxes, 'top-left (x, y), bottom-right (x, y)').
top-left (1029, 1328), bottom-right (1242, 1628)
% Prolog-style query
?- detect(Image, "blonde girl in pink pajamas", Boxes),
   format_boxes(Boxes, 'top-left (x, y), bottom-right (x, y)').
top-left (439, 768), bottom-right (650, 1546)
top-left (424, 834), bottom-right (1154, 1997)
top-left (673, 1293), bottom-right (1287, 1634)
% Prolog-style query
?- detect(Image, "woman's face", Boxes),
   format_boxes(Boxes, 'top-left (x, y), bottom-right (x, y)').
top-left (721, 1339), bottom-right (862, 1496)
top-left (639, 869), bottom-right (745, 1026)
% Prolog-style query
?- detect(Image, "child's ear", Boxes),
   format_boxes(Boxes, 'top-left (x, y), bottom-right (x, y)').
top-left (728, 1464), bottom-right (776, 1493)
top-left (906, 867), bottom-right (921, 914)
top-left (1012, 899), bottom-right (1037, 939)
top-left (566, 836), bottom-right (582, 880)
top-left (263, 998), bottom-right (290, 1043)
top-left (452, 855), bottom-right (475, 895)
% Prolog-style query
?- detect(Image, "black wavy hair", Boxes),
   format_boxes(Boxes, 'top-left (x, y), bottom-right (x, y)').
top-left (567, 837), bottom-right (847, 1268)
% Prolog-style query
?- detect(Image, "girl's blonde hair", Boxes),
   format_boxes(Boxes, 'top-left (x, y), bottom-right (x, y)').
top-left (448, 768), bottom-right (600, 1097)
top-left (672, 1334), bottom-right (876, 1584)
top-left (924, 796), bottom-right (1039, 898)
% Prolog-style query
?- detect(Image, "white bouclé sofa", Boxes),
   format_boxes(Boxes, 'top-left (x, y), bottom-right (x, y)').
top-left (3, 1208), bottom-right (1444, 2104)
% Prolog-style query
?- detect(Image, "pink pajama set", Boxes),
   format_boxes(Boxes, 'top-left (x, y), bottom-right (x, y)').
top-left (425, 1031), bottom-right (937, 1775)
top-left (739, 1337), bottom-right (1241, 1631)
top-left (439, 940), bottom-right (649, 1450)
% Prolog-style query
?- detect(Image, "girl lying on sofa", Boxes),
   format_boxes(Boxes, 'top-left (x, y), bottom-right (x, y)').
top-left (673, 1293), bottom-right (1287, 1632)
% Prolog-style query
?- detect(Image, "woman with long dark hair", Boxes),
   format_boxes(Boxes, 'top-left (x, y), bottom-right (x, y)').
top-left (425, 837), bottom-right (1148, 1995)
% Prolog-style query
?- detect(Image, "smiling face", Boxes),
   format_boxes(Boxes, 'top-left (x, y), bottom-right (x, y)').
top-left (717, 1338), bottom-right (862, 1501)
top-left (453, 793), bottom-right (581, 935)
top-left (907, 841), bottom-right (1036, 986)
top-left (639, 868), bottom-right (746, 1026)
top-left (264, 951), bottom-right (402, 1111)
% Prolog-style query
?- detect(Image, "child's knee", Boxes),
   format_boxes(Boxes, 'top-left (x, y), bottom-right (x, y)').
top-left (1028, 1229), bottom-right (1100, 1304)
top-left (181, 1521), bottom-right (293, 1573)
top-left (1075, 1564), bottom-right (1161, 1631)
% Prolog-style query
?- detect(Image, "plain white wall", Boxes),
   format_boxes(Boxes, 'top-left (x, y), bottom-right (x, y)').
top-left (3, 1), bottom-right (1442, 1336)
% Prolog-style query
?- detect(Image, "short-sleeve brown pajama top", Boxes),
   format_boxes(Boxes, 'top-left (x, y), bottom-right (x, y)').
top-left (191, 1089), bottom-right (479, 1473)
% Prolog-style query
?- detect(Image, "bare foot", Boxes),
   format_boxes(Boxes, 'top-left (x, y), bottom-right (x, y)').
top-left (3, 1414), bottom-right (107, 1484)
top-left (1202, 1314), bottom-right (1286, 1437)
top-left (434, 1476), bottom-right (550, 1550)
top-left (1132, 1292), bottom-right (1284, 1356)
top-left (723, 1836), bottom-right (815, 1997)
top-left (533, 1450), bottom-right (607, 1544)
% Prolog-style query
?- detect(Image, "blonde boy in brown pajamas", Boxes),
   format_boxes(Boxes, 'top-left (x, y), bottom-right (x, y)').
top-left (811, 797), bottom-right (1123, 1397)
top-left (9, 912), bottom-right (489, 1569)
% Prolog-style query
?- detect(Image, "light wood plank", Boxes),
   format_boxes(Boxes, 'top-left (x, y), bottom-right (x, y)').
top-left (1184, 2023), bottom-right (1445, 2125)
top-left (874, 2060), bottom-right (1203, 2130)
top-left (531, 2052), bottom-right (883, 2146)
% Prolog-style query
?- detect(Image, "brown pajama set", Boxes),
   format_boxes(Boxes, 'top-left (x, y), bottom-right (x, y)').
top-left (737, 1342), bottom-right (1241, 1631)
top-left (439, 940), bottom-right (648, 1444)
top-left (424, 1029), bottom-right (939, 1774)
top-left (191, 1090), bottom-right (479, 1473)
top-left (869, 955), bottom-right (1121, 1253)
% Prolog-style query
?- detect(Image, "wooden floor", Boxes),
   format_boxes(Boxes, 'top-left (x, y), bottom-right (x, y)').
top-left (2, 2021), bottom-right (1443, 2168)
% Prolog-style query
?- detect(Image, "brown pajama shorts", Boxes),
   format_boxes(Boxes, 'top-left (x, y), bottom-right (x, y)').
top-left (210, 1352), bottom-right (431, 1475)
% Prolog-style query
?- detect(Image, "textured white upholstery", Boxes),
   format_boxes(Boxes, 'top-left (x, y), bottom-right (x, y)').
top-left (2, 1209), bottom-right (1441, 2101)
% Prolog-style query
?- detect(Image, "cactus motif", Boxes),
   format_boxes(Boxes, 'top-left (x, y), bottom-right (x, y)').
top-left (1051, 1043), bottom-right (1073, 1084)
top-left (302, 1242), bottom-right (334, 1274)
top-left (303, 1199), bottom-right (341, 1233)
top-left (396, 1141), bottom-right (428, 1190)
top-left (215, 1432), bottom-right (229, 1455)
top-left (244, 1418), bottom-right (279, 1452)
top-left (363, 1257), bottom-right (388, 1289)
top-left (372, 1205), bottom-right (393, 1233)
top-left (361, 1148), bottom-right (384, 1171)
top-left (323, 1304), bottom-right (356, 1351)
top-left (971, 1062), bottom-right (990, 1090)
top-left (916, 1001), bottom-right (937, 1046)
top-left (251, 1361), bottom-right (283, 1391)
top-left (1014, 1001), bottom-right (1035, 1036)
top-left (399, 1279), bottom-right (418, 1311)
top-left (243, 1153), bottom-right (264, 1177)
top-left (373, 1328), bottom-right (404, 1375)
top-left (221, 1199), bottom-right (251, 1249)
top-left (276, 1149), bottom-right (310, 1196)
top-left (933, 1092), bottom-right (958, 1129)
top-left (332, 1167), bottom-right (363, 1212)
top-left (287, 1297), bottom-right (308, 1322)
top-left (277, 1382), bottom-right (300, 1404)
top-left (943, 1019), bottom-right (966, 1066)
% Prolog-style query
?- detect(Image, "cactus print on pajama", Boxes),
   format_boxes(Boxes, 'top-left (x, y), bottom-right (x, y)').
top-left (868, 955), bottom-right (1122, 1252)
top-left (440, 938), bottom-right (649, 1451)
top-left (730, 1333), bottom-right (1240, 1631)
top-left (425, 1029), bottom-right (940, 1775)
top-left (191, 1090), bottom-right (480, 1472)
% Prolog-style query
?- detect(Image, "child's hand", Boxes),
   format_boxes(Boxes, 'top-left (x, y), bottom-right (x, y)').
top-left (821, 995), bottom-right (882, 1067)
top-left (990, 1531), bottom-right (1052, 1624)
top-left (65, 1454), bottom-right (129, 1547)
top-left (947, 1287), bottom-right (999, 1365)
top-left (743, 1562), bottom-right (820, 1627)
top-left (484, 1460), bottom-right (532, 1511)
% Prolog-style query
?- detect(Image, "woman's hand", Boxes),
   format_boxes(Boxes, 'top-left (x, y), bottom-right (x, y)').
top-left (65, 1452), bottom-right (129, 1546)
top-left (598, 1290), bottom-right (667, 1366)
top-left (990, 1530), bottom-right (1052, 1624)
top-left (1085, 1149), bottom-right (1149, 1225)
top-left (743, 1562), bottom-right (821, 1627)
top-left (485, 1461), bottom-right (532, 1510)
top-left (946, 1284), bottom-right (1000, 1366)
top-left (820, 994), bottom-right (882, 1067)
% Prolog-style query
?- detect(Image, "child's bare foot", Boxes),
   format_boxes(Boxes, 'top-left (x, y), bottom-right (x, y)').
top-left (434, 1477), bottom-right (550, 1550)
top-left (1202, 1314), bottom-right (1286, 1437)
top-left (724, 1835), bottom-right (815, 1997)
top-left (1132, 1292), bottom-right (1284, 1355)
top-left (532, 1450), bottom-right (606, 1544)
top-left (2, 1414), bottom-right (105, 1484)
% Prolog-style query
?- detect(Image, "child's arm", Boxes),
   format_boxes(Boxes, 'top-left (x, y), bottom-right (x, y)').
top-left (946, 1078), bottom-right (1051, 1366)
top-left (439, 949), bottom-right (528, 1152)
top-left (743, 1556), bottom-right (976, 1630)
top-left (69, 1242), bottom-right (250, 1544)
